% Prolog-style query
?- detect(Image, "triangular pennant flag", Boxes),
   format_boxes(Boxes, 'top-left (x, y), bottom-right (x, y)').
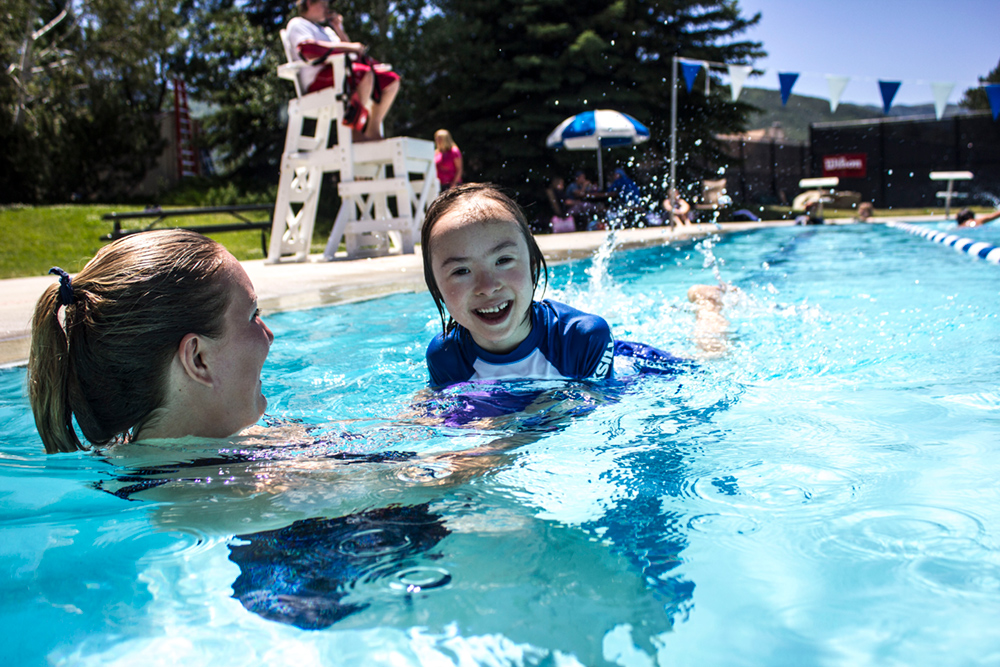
top-left (930, 82), bottom-right (954, 120)
top-left (778, 72), bottom-right (798, 106)
top-left (681, 61), bottom-right (702, 92)
top-left (826, 75), bottom-right (849, 113)
top-left (986, 84), bottom-right (1000, 121)
top-left (728, 65), bottom-right (752, 102)
top-left (879, 80), bottom-right (901, 114)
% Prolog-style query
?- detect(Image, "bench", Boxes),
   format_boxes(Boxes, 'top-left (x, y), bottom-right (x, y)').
top-left (101, 205), bottom-right (274, 256)
top-left (929, 171), bottom-right (973, 217)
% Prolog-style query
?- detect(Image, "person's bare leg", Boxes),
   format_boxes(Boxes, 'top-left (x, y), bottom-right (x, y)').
top-left (350, 72), bottom-right (375, 142)
top-left (364, 78), bottom-right (399, 141)
top-left (688, 284), bottom-right (729, 358)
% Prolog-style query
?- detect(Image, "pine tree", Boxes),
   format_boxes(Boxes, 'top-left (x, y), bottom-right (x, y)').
top-left (411, 0), bottom-right (764, 211)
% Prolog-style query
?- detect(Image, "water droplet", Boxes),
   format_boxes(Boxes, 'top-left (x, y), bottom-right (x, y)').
top-left (389, 567), bottom-right (452, 593)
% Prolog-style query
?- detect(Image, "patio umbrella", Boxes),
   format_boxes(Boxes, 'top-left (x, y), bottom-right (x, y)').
top-left (546, 110), bottom-right (650, 189)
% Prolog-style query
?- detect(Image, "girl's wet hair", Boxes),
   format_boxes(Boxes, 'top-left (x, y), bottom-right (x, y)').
top-left (421, 183), bottom-right (548, 334)
top-left (28, 230), bottom-right (230, 454)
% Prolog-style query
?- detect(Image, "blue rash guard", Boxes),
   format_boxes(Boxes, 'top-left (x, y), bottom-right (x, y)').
top-left (427, 300), bottom-right (614, 388)
top-left (426, 299), bottom-right (687, 389)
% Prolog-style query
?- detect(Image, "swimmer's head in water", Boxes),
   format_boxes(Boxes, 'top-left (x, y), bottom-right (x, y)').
top-left (956, 208), bottom-right (975, 225)
top-left (29, 230), bottom-right (234, 453)
top-left (421, 183), bottom-right (547, 338)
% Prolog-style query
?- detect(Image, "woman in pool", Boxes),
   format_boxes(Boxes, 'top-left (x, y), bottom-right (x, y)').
top-left (29, 230), bottom-right (274, 454)
top-left (420, 183), bottom-right (728, 389)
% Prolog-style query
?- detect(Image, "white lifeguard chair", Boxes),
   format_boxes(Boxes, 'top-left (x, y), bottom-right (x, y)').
top-left (266, 30), bottom-right (439, 263)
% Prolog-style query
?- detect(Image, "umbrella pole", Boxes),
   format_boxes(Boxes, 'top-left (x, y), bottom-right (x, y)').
top-left (670, 55), bottom-right (678, 198)
top-left (597, 147), bottom-right (604, 190)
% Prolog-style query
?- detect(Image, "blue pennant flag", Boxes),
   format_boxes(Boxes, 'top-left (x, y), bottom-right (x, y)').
top-left (879, 80), bottom-right (901, 114)
top-left (681, 61), bottom-right (702, 92)
top-left (778, 73), bottom-right (798, 106)
top-left (985, 84), bottom-right (1000, 121)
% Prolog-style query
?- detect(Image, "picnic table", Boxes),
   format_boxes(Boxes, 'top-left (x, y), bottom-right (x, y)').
top-left (101, 205), bottom-right (274, 255)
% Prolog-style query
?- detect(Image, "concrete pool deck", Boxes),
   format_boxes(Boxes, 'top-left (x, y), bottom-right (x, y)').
top-left (0, 219), bottom-right (800, 367)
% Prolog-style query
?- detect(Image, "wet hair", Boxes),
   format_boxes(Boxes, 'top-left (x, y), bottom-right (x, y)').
top-left (956, 208), bottom-right (975, 225)
top-left (28, 230), bottom-right (230, 454)
top-left (420, 183), bottom-right (548, 334)
top-left (434, 129), bottom-right (457, 151)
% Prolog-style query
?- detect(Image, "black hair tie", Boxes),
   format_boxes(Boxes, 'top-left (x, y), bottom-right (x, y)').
top-left (48, 267), bottom-right (75, 306)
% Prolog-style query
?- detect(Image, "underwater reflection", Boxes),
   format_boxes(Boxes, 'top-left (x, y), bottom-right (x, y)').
top-left (228, 503), bottom-right (449, 630)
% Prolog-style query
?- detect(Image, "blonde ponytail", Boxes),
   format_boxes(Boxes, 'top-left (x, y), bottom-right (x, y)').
top-left (27, 231), bottom-right (229, 454)
top-left (28, 284), bottom-right (84, 453)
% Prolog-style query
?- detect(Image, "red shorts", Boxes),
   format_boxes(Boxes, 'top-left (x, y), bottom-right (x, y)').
top-left (308, 62), bottom-right (400, 94)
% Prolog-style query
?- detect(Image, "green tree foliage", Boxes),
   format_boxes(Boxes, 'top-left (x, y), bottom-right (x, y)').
top-left (409, 0), bottom-right (764, 207)
top-left (960, 58), bottom-right (1000, 111)
top-left (2, 0), bottom-right (763, 207)
top-left (0, 0), bottom-right (181, 203)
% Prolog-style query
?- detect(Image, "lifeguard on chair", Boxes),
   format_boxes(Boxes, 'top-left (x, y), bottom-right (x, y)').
top-left (285, 0), bottom-right (400, 142)
top-left (268, 0), bottom-right (436, 263)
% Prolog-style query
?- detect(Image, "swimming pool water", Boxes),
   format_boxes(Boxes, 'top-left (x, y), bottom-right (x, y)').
top-left (2, 222), bottom-right (999, 665)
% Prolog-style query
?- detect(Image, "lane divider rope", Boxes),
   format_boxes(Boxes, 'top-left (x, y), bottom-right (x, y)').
top-left (886, 221), bottom-right (1000, 265)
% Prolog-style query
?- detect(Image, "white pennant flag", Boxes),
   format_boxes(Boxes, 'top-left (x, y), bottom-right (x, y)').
top-left (931, 81), bottom-right (955, 120)
top-left (728, 65), bottom-right (752, 102)
top-left (826, 75), bottom-right (850, 112)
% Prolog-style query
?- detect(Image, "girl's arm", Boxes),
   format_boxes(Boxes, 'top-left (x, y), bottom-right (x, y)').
top-left (687, 284), bottom-right (730, 358)
top-left (452, 150), bottom-right (463, 187)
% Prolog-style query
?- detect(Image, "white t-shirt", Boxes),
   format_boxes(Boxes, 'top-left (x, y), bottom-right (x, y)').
top-left (285, 16), bottom-right (341, 91)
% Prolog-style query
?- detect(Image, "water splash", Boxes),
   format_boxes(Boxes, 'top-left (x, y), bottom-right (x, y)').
top-left (977, 191), bottom-right (1000, 210)
top-left (694, 235), bottom-right (725, 284)
top-left (585, 230), bottom-right (621, 294)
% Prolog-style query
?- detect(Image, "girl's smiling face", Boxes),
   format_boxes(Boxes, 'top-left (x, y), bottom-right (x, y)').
top-left (429, 200), bottom-right (534, 354)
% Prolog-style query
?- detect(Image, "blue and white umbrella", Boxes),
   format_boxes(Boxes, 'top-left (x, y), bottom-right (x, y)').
top-left (546, 109), bottom-right (650, 188)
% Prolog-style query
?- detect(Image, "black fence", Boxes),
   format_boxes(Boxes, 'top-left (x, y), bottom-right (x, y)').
top-left (810, 111), bottom-right (1000, 209)
top-left (717, 138), bottom-right (811, 206)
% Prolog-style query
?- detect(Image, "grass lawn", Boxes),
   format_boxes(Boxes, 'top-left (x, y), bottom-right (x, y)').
top-left (2, 203), bottom-right (988, 279)
top-left (0, 205), bottom-right (328, 279)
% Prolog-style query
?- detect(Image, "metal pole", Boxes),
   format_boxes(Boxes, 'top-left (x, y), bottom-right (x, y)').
top-left (669, 55), bottom-right (678, 198)
top-left (597, 147), bottom-right (604, 190)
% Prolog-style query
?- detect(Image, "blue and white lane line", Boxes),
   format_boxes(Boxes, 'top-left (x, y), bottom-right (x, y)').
top-left (886, 221), bottom-right (1000, 264)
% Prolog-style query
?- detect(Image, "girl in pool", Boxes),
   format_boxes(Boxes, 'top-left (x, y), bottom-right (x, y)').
top-left (29, 229), bottom-right (274, 454)
top-left (420, 183), bottom-right (728, 389)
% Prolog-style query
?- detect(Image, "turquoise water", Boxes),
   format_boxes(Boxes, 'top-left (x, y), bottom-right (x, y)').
top-left (2, 222), bottom-right (999, 665)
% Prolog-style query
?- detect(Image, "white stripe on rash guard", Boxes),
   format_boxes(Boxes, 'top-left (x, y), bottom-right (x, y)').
top-left (589, 339), bottom-right (615, 381)
top-left (471, 349), bottom-right (564, 381)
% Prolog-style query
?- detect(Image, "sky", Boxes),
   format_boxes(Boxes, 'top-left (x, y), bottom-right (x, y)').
top-left (732, 0), bottom-right (1000, 108)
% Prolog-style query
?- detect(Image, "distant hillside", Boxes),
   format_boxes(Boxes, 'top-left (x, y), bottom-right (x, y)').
top-left (740, 87), bottom-right (967, 143)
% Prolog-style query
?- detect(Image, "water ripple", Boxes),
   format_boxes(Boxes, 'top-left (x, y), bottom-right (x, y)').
top-left (813, 504), bottom-right (987, 561)
top-left (678, 461), bottom-right (862, 515)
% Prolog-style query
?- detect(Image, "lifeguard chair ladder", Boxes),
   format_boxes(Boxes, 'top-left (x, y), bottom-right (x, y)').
top-left (266, 30), bottom-right (439, 263)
